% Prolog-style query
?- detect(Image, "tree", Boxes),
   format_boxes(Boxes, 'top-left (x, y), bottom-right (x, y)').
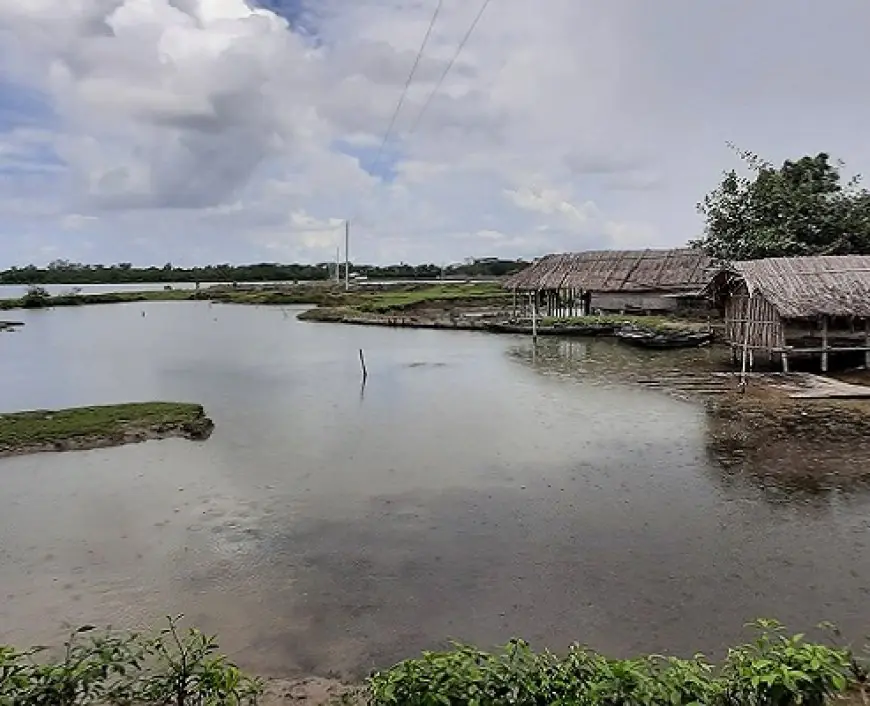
top-left (21, 285), bottom-right (51, 308)
top-left (692, 147), bottom-right (870, 261)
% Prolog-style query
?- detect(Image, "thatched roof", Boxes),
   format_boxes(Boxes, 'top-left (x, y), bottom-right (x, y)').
top-left (723, 255), bottom-right (870, 319)
top-left (504, 248), bottom-right (713, 293)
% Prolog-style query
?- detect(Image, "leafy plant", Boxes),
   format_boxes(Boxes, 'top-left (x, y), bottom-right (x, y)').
top-left (0, 618), bottom-right (262, 706)
top-left (12, 625), bottom-right (148, 706)
top-left (720, 619), bottom-right (850, 706)
top-left (136, 617), bottom-right (263, 706)
top-left (369, 621), bottom-right (854, 706)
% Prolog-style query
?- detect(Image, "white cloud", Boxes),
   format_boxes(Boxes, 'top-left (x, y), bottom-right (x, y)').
top-left (1, 0), bottom-right (870, 265)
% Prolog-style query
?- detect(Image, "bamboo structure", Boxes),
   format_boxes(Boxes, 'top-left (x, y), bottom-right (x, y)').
top-left (710, 256), bottom-right (870, 373)
top-left (503, 249), bottom-right (713, 318)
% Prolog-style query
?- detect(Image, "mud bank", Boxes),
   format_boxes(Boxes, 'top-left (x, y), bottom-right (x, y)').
top-left (706, 378), bottom-right (870, 488)
top-left (0, 402), bottom-right (214, 458)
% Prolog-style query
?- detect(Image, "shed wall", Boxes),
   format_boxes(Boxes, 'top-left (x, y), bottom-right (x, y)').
top-left (722, 284), bottom-right (785, 352)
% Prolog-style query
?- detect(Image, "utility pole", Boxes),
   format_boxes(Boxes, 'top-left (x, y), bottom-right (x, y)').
top-left (335, 247), bottom-right (340, 284)
top-left (344, 219), bottom-right (350, 291)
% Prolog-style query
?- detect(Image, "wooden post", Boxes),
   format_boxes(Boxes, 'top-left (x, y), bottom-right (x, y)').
top-left (821, 316), bottom-right (829, 373)
top-left (781, 351), bottom-right (790, 373)
top-left (739, 294), bottom-right (752, 389)
top-left (865, 319), bottom-right (870, 369)
top-left (531, 293), bottom-right (538, 342)
top-left (359, 348), bottom-right (368, 381)
top-left (512, 290), bottom-right (517, 320)
top-left (344, 219), bottom-right (350, 292)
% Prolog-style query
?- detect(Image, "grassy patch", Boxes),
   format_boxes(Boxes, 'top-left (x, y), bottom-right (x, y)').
top-left (0, 283), bottom-right (510, 316)
top-left (353, 283), bottom-right (508, 313)
top-left (0, 402), bottom-right (212, 456)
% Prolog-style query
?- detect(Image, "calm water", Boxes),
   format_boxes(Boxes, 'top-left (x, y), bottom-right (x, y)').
top-left (0, 282), bottom-right (200, 299)
top-left (1, 302), bottom-right (869, 678)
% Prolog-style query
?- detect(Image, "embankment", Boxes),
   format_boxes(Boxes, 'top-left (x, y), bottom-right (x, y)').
top-left (0, 402), bottom-right (214, 457)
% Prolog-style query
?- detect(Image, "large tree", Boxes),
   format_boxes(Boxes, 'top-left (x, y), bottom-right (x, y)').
top-left (692, 147), bottom-right (870, 260)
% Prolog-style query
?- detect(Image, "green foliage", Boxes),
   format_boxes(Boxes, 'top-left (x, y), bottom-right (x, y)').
top-left (134, 617), bottom-right (263, 706)
top-left (0, 618), bottom-right (262, 706)
top-left (693, 147), bottom-right (870, 260)
top-left (720, 619), bottom-right (850, 706)
top-left (21, 285), bottom-right (51, 308)
top-left (355, 284), bottom-right (509, 314)
top-left (0, 258), bottom-right (528, 286)
top-left (369, 621), bottom-right (853, 706)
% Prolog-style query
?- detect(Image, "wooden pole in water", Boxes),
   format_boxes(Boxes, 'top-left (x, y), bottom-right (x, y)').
top-left (359, 348), bottom-right (368, 381)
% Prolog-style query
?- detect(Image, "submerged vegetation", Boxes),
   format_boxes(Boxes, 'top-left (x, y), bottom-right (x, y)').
top-left (0, 402), bottom-right (213, 457)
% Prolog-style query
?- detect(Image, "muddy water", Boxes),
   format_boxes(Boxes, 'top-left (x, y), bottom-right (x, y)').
top-left (2, 303), bottom-right (870, 678)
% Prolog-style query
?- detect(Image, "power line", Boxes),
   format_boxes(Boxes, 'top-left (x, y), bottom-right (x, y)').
top-left (367, 0), bottom-right (444, 180)
top-left (406, 0), bottom-right (494, 137)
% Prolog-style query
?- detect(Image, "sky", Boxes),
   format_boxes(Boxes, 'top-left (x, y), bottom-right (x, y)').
top-left (1, 0), bottom-right (870, 267)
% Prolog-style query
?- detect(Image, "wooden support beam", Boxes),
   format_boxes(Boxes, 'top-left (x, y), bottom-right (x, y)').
top-left (865, 319), bottom-right (870, 369)
top-left (821, 316), bottom-right (829, 373)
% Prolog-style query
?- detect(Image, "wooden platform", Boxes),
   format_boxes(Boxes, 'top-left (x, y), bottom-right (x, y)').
top-left (712, 372), bottom-right (870, 399)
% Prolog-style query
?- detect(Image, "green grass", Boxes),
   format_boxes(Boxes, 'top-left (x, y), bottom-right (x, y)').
top-left (0, 283), bottom-right (510, 315)
top-left (355, 283), bottom-right (509, 313)
top-left (0, 402), bottom-right (211, 454)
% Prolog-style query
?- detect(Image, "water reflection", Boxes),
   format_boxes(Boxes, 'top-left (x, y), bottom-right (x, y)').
top-left (512, 336), bottom-right (870, 504)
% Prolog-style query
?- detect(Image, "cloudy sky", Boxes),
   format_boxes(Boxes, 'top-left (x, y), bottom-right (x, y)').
top-left (1, 0), bottom-right (868, 266)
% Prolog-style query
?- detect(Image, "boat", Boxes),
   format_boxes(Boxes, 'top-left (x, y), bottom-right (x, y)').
top-left (484, 321), bottom-right (617, 337)
top-left (616, 327), bottom-right (712, 349)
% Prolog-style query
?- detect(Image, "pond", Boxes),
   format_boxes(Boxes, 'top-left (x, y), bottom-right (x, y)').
top-left (1, 302), bottom-right (869, 678)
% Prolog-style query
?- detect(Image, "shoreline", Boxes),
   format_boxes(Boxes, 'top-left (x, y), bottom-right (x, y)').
top-left (0, 402), bottom-right (214, 458)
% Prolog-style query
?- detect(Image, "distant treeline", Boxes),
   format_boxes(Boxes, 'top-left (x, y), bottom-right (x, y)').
top-left (0, 258), bottom-right (528, 285)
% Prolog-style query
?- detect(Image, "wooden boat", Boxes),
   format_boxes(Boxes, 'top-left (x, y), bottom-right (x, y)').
top-left (484, 321), bottom-right (617, 337)
top-left (616, 327), bottom-right (712, 349)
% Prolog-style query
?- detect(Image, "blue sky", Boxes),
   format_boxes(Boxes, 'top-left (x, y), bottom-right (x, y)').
top-left (2, 0), bottom-right (870, 267)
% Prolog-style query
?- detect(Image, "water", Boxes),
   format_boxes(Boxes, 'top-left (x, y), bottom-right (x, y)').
top-left (0, 282), bottom-right (203, 299)
top-left (1, 302), bottom-right (869, 679)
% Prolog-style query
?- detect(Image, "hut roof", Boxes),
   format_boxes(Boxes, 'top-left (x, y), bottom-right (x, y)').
top-left (504, 248), bottom-right (713, 293)
top-left (726, 255), bottom-right (870, 319)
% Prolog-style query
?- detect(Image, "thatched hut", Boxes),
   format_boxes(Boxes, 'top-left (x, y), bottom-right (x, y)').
top-left (504, 248), bottom-right (713, 317)
top-left (708, 255), bottom-right (870, 372)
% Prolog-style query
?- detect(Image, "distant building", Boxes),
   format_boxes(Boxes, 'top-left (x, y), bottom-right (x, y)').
top-left (504, 248), bottom-right (714, 316)
top-left (707, 255), bottom-right (870, 372)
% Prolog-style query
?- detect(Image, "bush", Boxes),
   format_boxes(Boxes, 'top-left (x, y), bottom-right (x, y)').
top-left (21, 285), bottom-right (51, 308)
top-left (0, 617), bottom-right (262, 705)
top-left (720, 619), bottom-right (850, 706)
top-left (368, 621), bottom-right (853, 706)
